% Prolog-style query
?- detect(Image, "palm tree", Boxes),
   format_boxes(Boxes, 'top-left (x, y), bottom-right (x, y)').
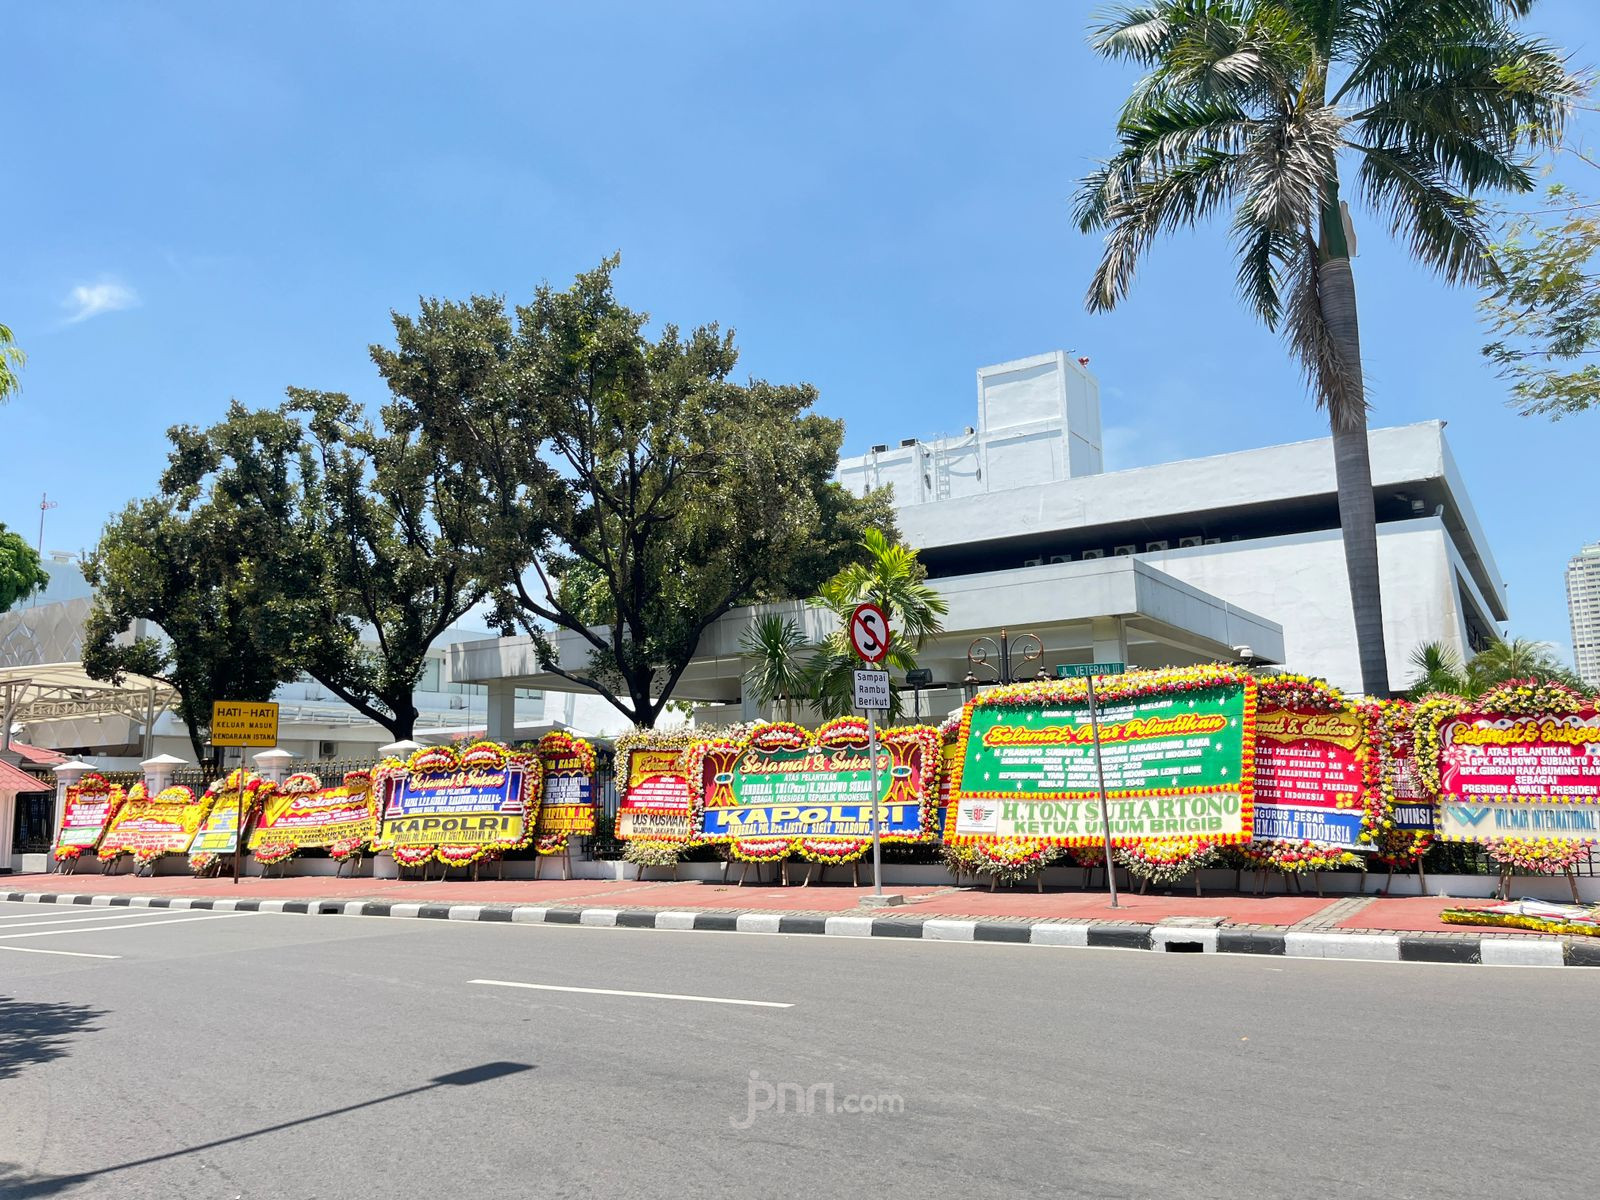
top-left (739, 612), bottom-right (812, 721)
top-left (0, 323), bottom-right (25, 404)
top-left (1076, 1), bottom-right (1577, 697)
top-left (806, 529), bottom-right (949, 721)
top-left (1466, 636), bottom-right (1583, 693)
top-left (1405, 640), bottom-right (1467, 699)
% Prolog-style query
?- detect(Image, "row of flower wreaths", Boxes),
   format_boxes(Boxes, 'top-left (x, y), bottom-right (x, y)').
top-left (53, 735), bottom-right (595, 876)
top-left (616, 665), bottom-right (1598, 885)
top-left (53, 666), bottom-right (1598, 885)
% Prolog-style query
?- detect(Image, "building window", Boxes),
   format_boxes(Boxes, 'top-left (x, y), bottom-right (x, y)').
top-left (419, 659), bottom-right (443, 692)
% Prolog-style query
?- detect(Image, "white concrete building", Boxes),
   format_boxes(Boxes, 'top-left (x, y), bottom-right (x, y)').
top-left (1566, 542), bottom-right (1600, 687)
top-left (452, 350), bottom-right (1507, 725)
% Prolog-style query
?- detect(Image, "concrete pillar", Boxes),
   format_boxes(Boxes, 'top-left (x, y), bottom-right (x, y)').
top-left (485, 682), bottom-right (517, 744)
top-left (253, 748), bottom-right (296, 784)
top-left (140, 753), bottom-right (188, 798)
top-left (1091, 617), bottom-right (1128, 665)
top-left (51, 759), bottom-right (94, 843)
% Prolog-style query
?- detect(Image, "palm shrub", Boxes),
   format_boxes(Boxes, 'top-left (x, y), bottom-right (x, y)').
top-left (805, 529), bottom-right (947, 721)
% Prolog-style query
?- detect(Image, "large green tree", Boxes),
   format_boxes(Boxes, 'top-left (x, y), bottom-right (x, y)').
top-left (0, 523), bottom-right (49, 613)
top-left (117, 393), bottom-right (495, 744)
top-left (373, 258), bottom-right (895, 727)
top-left (1077, 0), bottom-right (1577, 696)
top-left (82, 493), bottom-right (305, 765)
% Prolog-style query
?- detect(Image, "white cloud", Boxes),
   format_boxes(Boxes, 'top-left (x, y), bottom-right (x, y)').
top-left (64, 279), bottom-right (139, 324)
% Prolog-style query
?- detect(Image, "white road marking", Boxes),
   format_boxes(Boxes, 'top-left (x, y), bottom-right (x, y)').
top-left (468, 979), bottom-right (794, 1008)
top-left (0, 944), bottom-right (123, 959)
top-left (0, 910), bottom-right (179, 929)
top-left (0, 914), bottom-right (246, 940)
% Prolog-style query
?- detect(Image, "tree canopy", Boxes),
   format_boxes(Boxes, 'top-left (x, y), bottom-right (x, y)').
top-left (0, 323), bottom-right (24, 405)
top-left (82, 492), bottom-right (306, 764)
top-left (375, 257), bottom-right (895, 727)
top-left (0, 523), bottom-right (49, 613)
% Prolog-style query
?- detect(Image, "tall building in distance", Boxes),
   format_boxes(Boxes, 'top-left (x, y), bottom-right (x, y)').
top-left (1566, 542), bottom-right (1600, 687)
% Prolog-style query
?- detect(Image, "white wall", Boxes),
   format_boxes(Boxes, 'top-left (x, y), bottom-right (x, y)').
top-left (837, 351), bottom-right (1104, 505)
top-left (1147, 518), bottom-right (1465, 695)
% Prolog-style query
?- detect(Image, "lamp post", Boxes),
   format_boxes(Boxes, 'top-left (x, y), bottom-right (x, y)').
top-left (963, 629), bottom-right (1047, 700)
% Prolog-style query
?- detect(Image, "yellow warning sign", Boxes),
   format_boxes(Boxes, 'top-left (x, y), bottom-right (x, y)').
top-left (210, 701), bottom-right (280, 748)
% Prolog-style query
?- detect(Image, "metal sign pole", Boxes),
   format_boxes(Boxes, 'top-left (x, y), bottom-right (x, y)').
top-left (1086, 674), bottom-right (1119, 909)
top-left (868, 711), bottom-right (883, 898)
top-left (233, 746), bottom-right (246, 886)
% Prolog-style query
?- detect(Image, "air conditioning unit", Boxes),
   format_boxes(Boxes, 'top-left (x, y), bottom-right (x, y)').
top-left (1049, 554), bottom-right (1070, 564)
top-left (1113, 545), bottom-right (1136, 557)
top-left (1023, 557), bottom-right (1044, 567)
top-left (450, 696), bottom-right (467, 709)
top-left (1146, 540), bottom-right (1169, 552)
top-left (1178, 536), bottom-right (1203, 549)
top-left (318, 740), bottom-right (337, 759)
top-left (1081, 548), bottom-right (1105, 560)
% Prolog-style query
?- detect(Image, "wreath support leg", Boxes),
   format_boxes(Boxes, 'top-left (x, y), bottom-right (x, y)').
top-left (1498, 867), bottom-right (1511, 901)
top-left (1567, 866), bottom-right (1580, 905)
top-left (1416, 859), bottom-right (1428, 896)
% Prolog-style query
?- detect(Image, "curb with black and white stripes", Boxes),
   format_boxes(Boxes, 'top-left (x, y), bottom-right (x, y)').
top-left (5, 890), bottom-right (1595, 967)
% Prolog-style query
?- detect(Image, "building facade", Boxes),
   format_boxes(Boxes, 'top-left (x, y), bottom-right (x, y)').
top-left (453, 351), bottom-right (1509, 727)
top-left (1566, 542), bottom-right (1600, 687)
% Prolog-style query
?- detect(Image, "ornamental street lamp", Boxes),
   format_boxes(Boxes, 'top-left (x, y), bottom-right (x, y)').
top-left (963, 629), bottom-right (1047, 701)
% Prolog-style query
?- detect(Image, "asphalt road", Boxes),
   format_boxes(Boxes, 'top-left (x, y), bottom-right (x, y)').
top-left (0, 898), bottom-right (1593, 1200)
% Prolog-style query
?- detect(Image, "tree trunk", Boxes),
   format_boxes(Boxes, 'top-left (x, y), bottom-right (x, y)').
top-left (1317, 257), bottom-right (1391, 697)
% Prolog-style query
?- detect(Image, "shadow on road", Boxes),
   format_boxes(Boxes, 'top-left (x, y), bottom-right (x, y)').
top-left (0, 995), bottom-right (107, 1083)
top-left (0, 1061), bottom-right (536, 1197)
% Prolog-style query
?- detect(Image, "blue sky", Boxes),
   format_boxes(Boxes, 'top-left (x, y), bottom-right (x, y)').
top-left (4, 1), bottom-right (1597, 668)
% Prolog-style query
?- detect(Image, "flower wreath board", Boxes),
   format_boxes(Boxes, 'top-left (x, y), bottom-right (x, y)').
top-left (689, 717), bottom-right (940, 863)
top-left (1250, 677), bottom-right (1377, 851)
top-left (534, 732), bottom-right (598, 837)
top-left (614, 731), bottom-right (697, 842)
top-left (374, 742), bottom-right (543, 868)
top-left (98, 785), bottom-right (214, 858)
top-left (249, 771), bottom-right (377, 861)
top-left (1416, 680), bottom-right (1600, 861)
top-left (947, 665), bottom-right (1257, 849)
top-left (189, 771), bottom-right (272, 856)
top-left (54, 774), bottom-right (125, 856)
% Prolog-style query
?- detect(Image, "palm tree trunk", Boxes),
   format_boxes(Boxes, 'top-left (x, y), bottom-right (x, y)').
top-left (1317, 257), bottom-right (1391, 697)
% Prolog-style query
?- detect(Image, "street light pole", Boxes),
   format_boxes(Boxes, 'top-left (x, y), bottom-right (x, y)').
top-left (964, 629), bottom-right (1047, 699)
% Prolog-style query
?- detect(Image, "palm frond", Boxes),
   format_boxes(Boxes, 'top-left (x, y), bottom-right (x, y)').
top-left (1354, 143), bottom-right (1494, 284)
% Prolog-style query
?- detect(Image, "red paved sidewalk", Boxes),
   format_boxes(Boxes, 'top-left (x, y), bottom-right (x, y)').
top-left (4, 870), bottom-right (1543, 932)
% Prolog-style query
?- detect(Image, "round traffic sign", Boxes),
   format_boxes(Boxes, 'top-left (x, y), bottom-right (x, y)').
top-left (849, 602), bottom-right (890, 664)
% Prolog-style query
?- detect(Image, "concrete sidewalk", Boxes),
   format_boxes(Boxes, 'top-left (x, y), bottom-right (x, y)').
top-left (6, 870), bottom-right (1597, 967)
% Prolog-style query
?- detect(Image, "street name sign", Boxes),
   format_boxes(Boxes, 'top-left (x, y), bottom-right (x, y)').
top-left (1057, 662), bottom-right (1126, 679)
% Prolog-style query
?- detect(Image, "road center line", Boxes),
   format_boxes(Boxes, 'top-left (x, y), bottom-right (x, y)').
top-left (0, 944), bottom-right (123, 959)
top-left (0, 914), bottom-right (246, 940)
top-left (468, 979), bottom-right (794, 1008)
